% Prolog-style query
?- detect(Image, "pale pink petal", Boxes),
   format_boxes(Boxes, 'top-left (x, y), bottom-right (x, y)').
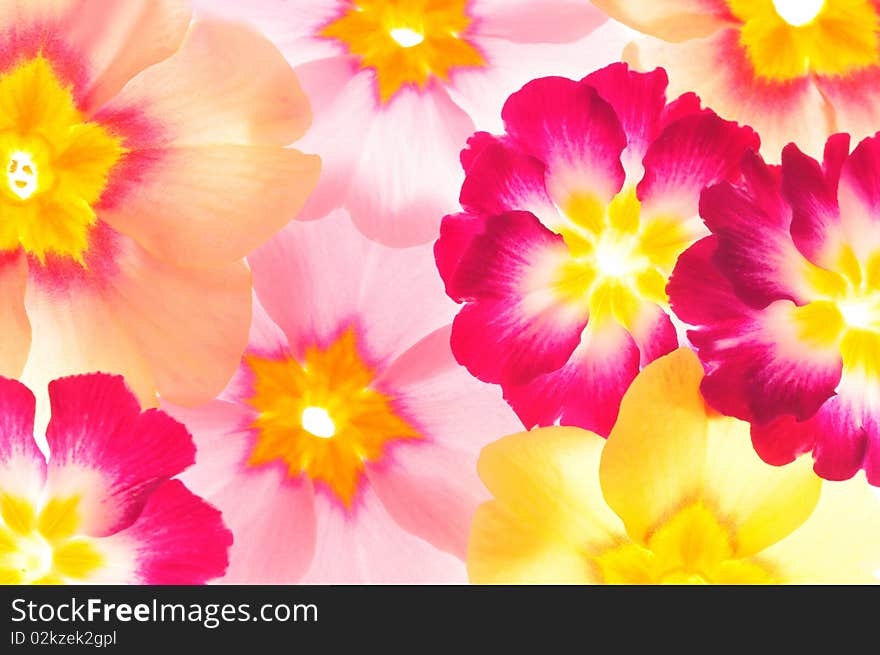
top-left (294, 59), bottom-right (373, 221)
top-left (368, 326), bottom-right (521, 558)
top-left (450, 22), bottom-right (633, 132)
top-left (249, 209), bottom-right (457, 365)
top-left (344, 86), bottom-right (476, 247)
top-left (209, 469), bottom-right (316, 585)
top-left (301, 486), bottom-right (465, 584)
top-left (471, 0), bottom-right (606, 43)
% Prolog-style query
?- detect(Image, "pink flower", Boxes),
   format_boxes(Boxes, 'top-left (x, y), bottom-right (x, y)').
top-left (0, 373), bottom-right (230, 584)
top-left (192, 0), bottom-right (628, 246)
top-left (167, 211), bottom-right (521, 583)
top-left (668, 133), bottom-right (880, 485)
top-left (0, 1), bottom-right (320, 407)
top-left (595, 0), bottom-right (880, 160)
top-left (436, 63), bottom-right (759, 436)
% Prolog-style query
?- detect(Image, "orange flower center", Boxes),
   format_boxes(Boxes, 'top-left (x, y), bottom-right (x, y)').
top-left (0, 55), bottom-right (124, 263)
top-left (730, 0), bottom-right (880, 81)
top-left (244, 328), bottom-right (422, 506)
top-left (320, 0), bottom-right (486, 103)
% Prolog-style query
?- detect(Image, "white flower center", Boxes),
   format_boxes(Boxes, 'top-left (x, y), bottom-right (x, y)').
top-left (7, 151), bottom-right (38, 200)
top-left (390, 27), bottom-right (425, 48)
top-left (301, 406), bottom-right (336, 439)
top-left (772, 0), bottom-right (824, 26)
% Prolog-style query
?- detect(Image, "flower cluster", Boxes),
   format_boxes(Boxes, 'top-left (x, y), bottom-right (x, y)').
top-left (1, 0), bottom-right (879, 586)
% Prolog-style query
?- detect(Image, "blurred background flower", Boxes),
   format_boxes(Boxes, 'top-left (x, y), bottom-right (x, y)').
top-left (0, 1), bottom-right (320, 416)
top-left (167, 210), bottom-right (521, 583)
top-left (191, 0), bottom-right (631, 246)
top-left (594, 0), bottom-right (880, 160)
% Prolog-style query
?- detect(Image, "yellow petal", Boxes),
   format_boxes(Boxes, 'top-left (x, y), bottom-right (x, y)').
top-left (467, 501), bottom-right (595, 584)
top-left (703, 414), bottom-right (821, 557)
top-left (52, 539), bottom-right (104, 581)
top-left (760, 473), bottom-right (880, 583)
top-left (476, 427), bottom-right (626, 552)
top-left (599, 348), bottom-right (708, 543)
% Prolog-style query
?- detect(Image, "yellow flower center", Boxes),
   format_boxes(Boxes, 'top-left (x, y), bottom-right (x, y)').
top-left (730, 0), bottom-right (880, 81)
top-left (0, 493), bottom-right (104, 584)
top-left (594, 502), bottom-right (777, 584)
top-left (791, 246), bottom-right (880, 379)
top-left (0, 56), bottom-right (125, 263)
top-left (320, 0), bottom-right (486, 103)
top-left (244, 328), bottom-right (422, 506)
top-left (551, 188), bottom-right (694, 329)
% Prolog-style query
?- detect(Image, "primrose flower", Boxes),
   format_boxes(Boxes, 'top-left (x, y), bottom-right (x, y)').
top-left (594, 0), bottom-right (880, 159)
top-left (468, 348), bottom-right (880, 584)
top-left (0, 373), bottom-right (230, 584)
top-left (669, 133), bottom-right (880, 485)
top-left (168, 211), bottom-right (521, 583)
top-left (192, 0), bottom-right (629, 246)
top-left (436, 63), bottom-right (758, 436)
top-left (0, 1), bottom-right (320, 407)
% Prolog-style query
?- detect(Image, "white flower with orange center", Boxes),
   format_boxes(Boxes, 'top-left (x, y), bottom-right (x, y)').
top-left (192, 0), bottom-right (629, 245)
top-left (0, 0), bottom-right (320, 408)
top-left (595, 0), bottom-right (880, 159)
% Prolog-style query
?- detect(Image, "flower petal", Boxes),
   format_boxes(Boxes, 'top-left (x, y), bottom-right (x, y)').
top-left (760, 474), bottom-right (880, 583)
top-left (369, 325), bottom-right (521, 558)
top-left (599, 348), bottom-right (709, 543)
top-left (449, 211), bottom-right (587, 386)
top-left (300, 486), bottom-right (465, 584)
top-left (100, 19), bottom-right (312, 146)
top-left (627, 29), bottom-right (832, 160)
top-left (249, 209), bottom-right (456, 366)
top-left (99, 144), bottom-right (320, 269)
top-left (45, 373), bottom-right (195, 537)
top-left (701, 150), bottom-right (820, 307)
top-left (343, 86), bottom-right (475, 247)
top-left (0, 251), bottom-right (30, 378)
top-left (0, 375), bottom-right (42, 500)
top-left (105, 479), bottom-right (231, 584)
top-left (503, 319), bottom-right (640, 436)
top-left (591, 0), bottom-right (735, 41)
top-left (472, 0), bottom-right (607, 43)
top-left (637, 107), bottom-right (759, 221)
top-left (501, 76), bottom-right (626, 206)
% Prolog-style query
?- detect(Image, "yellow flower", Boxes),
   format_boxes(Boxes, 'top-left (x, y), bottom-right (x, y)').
top-left (468, 348), bottom-right (880, 584)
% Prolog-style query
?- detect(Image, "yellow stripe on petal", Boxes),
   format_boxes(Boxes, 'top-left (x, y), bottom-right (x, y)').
top-left (52, 539), bottom-right (104, 581)
top-left (38, 497), bottom-right (82, 543)
top-left (0, 494), bottom-right (36, 534)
